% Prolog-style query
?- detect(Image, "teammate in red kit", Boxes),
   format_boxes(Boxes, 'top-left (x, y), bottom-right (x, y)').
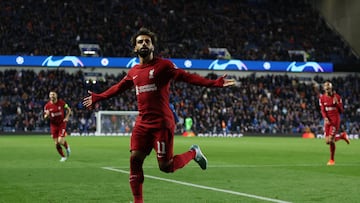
top-left (319, 81), bottom-right (350, 166)
top-left (44, 91), bottom-right (72, 162)
top-left (82, 28), bottom-right (235, 203)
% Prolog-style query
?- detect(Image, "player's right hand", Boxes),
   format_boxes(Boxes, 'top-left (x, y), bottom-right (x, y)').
top-left (333, 95), bottom-right (338, 104)
top-left (324, 117), bottom-right (329, 124)
top-left (82, 90), bottom-right (93, 109)
top-left (44, 110), bottom-right (50, 119)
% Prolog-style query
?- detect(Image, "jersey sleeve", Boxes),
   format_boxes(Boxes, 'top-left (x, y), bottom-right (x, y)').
top-left (166, 60), bottom-right (224, 87)
top-left (92, 75), bottom-right (134, 103)
top-left (318, 96), bottom-right (327, 118)
top-left (335, 94), bottom-right (344, 113)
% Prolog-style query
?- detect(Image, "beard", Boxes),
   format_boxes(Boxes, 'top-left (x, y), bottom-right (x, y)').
top-left (137, 48), bottom-right (152, 58)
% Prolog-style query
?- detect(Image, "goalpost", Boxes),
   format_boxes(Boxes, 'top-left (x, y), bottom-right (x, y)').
top-left (91, 110), bottom-right (245, 137)
top-left (95, 110), bottom-right (138, 136)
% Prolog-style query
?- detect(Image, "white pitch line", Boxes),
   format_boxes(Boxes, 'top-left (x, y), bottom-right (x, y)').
top-left (107, 162), bottom-right (360, 169)
top-left (102, 166), bottom-right (292, 203)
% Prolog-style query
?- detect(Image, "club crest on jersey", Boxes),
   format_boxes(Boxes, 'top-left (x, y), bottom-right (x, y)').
top-left (149, 69), bottom-right (155, 79)
top-left (173, 62), bottom-right (179, 69)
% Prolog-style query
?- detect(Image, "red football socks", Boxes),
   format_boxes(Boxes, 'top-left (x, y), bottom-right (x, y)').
top-left (171, 150), bottom-right (196, 172)
top-left (330, 143), bottom-right (336, 161)
top-left (129, 150), bottom-right (196, 202)
top-left (130, 156), bottom-right (144, 203)
top-left (63, 141), bottom-right (69, 149)
top-left (56, 144), bottom-right (65, 157)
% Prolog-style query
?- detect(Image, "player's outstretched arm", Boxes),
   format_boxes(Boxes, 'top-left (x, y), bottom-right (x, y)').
top-left (63, 105), bottom-right (72, 122)
top-left (176, 70), bottom-right (236, 87)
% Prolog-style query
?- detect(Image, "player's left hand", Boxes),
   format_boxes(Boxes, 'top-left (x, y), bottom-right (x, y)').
top-left (82, 90), bottom-right (93, 109)
top-left (221, 74), bottom-right (236, 87)
top-left (333, 95), bottom-right (338, 104)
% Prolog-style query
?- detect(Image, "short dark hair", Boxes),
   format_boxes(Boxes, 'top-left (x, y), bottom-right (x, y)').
top-left (130, 27), bottom-right (157, 47)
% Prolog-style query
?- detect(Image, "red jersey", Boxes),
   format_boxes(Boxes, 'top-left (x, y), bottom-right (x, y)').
top-left (44, 99), bottom-right (67, 126)
top-left (92, 57), bottom-right (225, 128)
top-left (319, 92), bottom-right (343, 121)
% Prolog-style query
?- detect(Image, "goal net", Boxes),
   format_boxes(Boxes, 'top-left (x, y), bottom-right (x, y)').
top-left (95, 111), bottom-right (138, 136)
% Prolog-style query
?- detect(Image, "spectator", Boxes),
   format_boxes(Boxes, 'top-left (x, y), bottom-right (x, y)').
top-left (2, 69), bottom-right (359, 136)
top-left (0, 0), bottom-right (358, 64)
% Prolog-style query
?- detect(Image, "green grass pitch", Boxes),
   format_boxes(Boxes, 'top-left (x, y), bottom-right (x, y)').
top-left (0, 135), bottom-right (359, 203)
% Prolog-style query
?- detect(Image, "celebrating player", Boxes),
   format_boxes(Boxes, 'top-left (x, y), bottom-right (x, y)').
top-left (82, 27), bottom-right (235, 203)
top-left (44, 91), bottom-right (72, 162)
top-left (319, 81), bottom-right (350, 166)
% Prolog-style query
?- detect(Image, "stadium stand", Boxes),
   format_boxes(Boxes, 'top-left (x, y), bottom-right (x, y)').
top-left (0, 69), bottom-right (359, 135)
top-left (0, 0), bottom-right (358, 64)
top-left (0, 1), bottom-right (359, 135)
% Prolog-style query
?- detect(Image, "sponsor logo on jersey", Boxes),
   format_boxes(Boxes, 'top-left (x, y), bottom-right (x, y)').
top-left (50, 111), bottom-right (62, 117)
top-left (135, 84), bottom-right (157, 95)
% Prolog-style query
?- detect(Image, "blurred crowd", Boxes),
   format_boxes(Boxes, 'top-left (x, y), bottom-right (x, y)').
top-left (1, 0), bottom-right (360, 135)
top-left (1, 69), bottom-right (359, 135)
top-left (1, 0), bottom-right (358, 64)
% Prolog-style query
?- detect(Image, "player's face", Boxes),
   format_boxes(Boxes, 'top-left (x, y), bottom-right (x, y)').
top-left (49, 92), bottom-right (58, 102)
top-left (323, 82), bottom-right (333, 94)
top-left (134, 35), bottom-right (154, 58)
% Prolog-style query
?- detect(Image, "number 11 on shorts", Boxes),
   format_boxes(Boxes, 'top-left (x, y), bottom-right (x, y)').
top-left (157, 141), bottom-right (166, 158)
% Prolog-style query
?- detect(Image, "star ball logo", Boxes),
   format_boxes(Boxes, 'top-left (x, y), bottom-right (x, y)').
top-left (287, 62), bottom-right (324, 72)
top-left (208, 59), bottom-right (248, 70)
top-left (42, 56), bottom-right (84, 67)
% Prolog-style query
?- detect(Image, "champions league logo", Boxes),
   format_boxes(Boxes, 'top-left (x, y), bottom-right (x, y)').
top-left (121, 57), bottom-right (330, 73)
top-left (0, 54), bottom-right (332, 72)
top-left (42, 56), bottom-right (84, 67)
top-left (126, 57), bottom-right (139, 68)
top-left (208, 59), bottom-right (248, 71)
top-left (286, 62), bottom-right (324, 72)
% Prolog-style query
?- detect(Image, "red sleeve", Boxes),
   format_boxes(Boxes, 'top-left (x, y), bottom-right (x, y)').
top-left (169, 63), bottom-right (224, 87)
top-left (336, 94), bottom-right (344, 113)
top-left (319, 96), bottom-right (327, 118)
top-left (92, 75), bottom-right (133, 103)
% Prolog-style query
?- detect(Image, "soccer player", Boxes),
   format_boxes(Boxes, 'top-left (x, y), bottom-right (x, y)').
top-left (82, 28), bottom-right (235, 203)
top-left (319, 81), bottom-right (350, 166)
top-left (44, 91), bottom-right (72, 162)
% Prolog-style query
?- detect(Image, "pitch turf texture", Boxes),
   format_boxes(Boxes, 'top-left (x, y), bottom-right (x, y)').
top-left (0, 135), bottom-right (358, 203)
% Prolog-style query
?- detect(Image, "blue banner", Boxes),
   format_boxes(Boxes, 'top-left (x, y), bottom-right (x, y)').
top-left (0, 55), bottom-right (333, 72)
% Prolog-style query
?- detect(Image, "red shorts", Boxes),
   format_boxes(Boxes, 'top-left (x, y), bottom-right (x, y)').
top-left (324, 116), bottom-right (340, 137)
top-left (50, 123), bottom-right (67, 139)
top-left (131, 124), bottom-right (175, 162)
